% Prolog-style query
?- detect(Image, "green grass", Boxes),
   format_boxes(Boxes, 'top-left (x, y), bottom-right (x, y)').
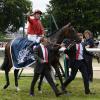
top-left (0, 73), bottom-right (100, 100)
top-left (0, 33), bottom-right (11, 42)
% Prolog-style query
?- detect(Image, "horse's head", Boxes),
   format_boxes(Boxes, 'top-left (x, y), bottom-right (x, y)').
top-left (56, 23), bottom-right (80, 44)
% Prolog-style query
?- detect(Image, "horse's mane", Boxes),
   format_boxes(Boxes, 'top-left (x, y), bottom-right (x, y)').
top-left (48, 23), bottom-right (78, 44)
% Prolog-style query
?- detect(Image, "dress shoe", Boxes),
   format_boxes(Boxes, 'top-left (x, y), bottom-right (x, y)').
top-left (30, 93), bottom-right (35, 96)
top-left (61, 85), bottom-right (67, 93)
top-left (38, 87), bottom-right (42, 93)
top-left (89, 77), bottom-right (93, 82)
top-left (85, 91), bottom-right (95, 95)
top-left (38, 86), bottom-right (41, 91)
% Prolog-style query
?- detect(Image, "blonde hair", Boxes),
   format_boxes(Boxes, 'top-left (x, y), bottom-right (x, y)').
top-left (83, 30), bottom-right (93, 38)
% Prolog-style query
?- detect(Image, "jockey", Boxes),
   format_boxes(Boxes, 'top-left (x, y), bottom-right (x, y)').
top-left (27, 10), bottom-right (46, 44)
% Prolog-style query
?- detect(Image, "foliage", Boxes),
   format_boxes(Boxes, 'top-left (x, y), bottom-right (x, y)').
top-left (0, 33), bottom-right (6, 41)
top-left (41, 13), bottom-right (58, 35)
top-left (47, 0), bottom-right (100, 37)
top-left (0, 74), bottom-right (100, 100)
top-left (0, 0), bottom-right (32, 34)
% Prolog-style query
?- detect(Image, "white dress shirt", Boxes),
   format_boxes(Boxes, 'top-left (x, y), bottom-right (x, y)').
top-left (40, 43), bottom-right (48, 62)
top-left (76, 43), bottom-right (84, 60)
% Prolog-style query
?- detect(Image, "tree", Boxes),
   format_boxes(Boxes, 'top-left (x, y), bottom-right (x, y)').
top-left (41, 12), bottom-right (58, 35)
top-left (47, 0), bottom-right (100, 37)
top-left (0, 0), bottom-right (32, 33)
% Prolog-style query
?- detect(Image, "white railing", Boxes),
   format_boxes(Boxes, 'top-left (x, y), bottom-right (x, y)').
top-left (0, 47), bottom-right (5, 51)
top-left (86, 48), bottom-right (100, 52)
top-left (0, 47), bottom-right (100, 52)
top-left (59, 47), bottom-right (100, 52)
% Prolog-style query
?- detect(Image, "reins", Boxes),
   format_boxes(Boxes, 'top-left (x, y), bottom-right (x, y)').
top-left (64, 40), bottom-right (77, 50)
top-left (48, 39), bottom-right (78, 50)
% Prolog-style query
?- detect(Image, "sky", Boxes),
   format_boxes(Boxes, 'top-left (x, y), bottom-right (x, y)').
top-left (30, 0), bottom-right (50, 12)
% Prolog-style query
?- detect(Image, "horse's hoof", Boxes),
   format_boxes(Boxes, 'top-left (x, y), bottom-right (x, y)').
top-left (3, 84), bottom-right (9, 89)
top-left (16, 87), bottom-right (21, 91)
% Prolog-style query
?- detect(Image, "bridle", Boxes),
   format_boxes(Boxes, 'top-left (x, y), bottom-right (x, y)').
top-left (65, 39), bottom-right (78, 50)
top-left (47, 38), bottom-right (78, 51)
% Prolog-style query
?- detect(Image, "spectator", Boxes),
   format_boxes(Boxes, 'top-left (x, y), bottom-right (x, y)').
top-left (83, 30), bottom-right (94, 82)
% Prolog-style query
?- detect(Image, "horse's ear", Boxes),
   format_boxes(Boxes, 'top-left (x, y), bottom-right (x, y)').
top-left (69, 25), bottom-right (73, 29)
top-left (63, 22), bottom-right (71, 29)
top-left (66, 22), bottom-right (71, 27)
top-left (69, 26), bottom-right (77, 33)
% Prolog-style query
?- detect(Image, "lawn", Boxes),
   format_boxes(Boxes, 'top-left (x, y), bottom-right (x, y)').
top-left (0, 73), bottom-right (100, 100)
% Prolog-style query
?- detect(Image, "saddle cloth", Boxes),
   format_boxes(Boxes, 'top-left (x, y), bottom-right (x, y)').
top-left (11, 37), bottom-right (36, 69)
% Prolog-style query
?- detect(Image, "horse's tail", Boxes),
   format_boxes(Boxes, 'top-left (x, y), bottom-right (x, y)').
top-left (0, 42), bottom-right (12, 71)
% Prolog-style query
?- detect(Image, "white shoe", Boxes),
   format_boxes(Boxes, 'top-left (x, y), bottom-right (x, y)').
top-left (16, 87), bottom-right (21, 91)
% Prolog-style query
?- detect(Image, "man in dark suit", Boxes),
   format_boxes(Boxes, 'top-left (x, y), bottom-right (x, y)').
top-left (30, 37), bottom-right (62, 97)
top-left (38, 42), bottom-right (64, 93)
top-left (62, 33), bottom-right (94, 95)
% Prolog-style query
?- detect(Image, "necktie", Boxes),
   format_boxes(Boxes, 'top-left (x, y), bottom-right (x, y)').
top-left (76, 44), bottom-right (80, 60)
top-left (44, 46), bottom-right (48, 63)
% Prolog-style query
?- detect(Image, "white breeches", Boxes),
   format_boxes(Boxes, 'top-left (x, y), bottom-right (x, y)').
top-left (27, 34), bottom-right (42, 43)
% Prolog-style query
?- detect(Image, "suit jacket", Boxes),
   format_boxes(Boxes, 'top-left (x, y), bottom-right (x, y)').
top-left (64, 43), bottom-right (93, 61)
top-left (33, 44), bottom-right (49, 74)
top-left (33, 43), bottom-right (60, 74)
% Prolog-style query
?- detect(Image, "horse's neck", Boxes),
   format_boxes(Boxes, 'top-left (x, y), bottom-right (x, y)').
top-left (48, 34), bottom-right (58, 44)
top-left (48, 31), bottom-right (64, 44)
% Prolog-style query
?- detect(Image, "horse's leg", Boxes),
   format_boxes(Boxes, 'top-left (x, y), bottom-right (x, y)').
top-left (2, 46), bottom-right (10, 89)
top-left (58, 61), bottom-right (65, 77)
top-left (64, 58), bottom-right (69, 79)
top-left (14, 69), bottom-right (20, 91)
top-left (38, 74), bottom-right (44, 92)
top-left (50, 67), bottom-right (56, 83)
top-left (53, 64), bottom-right (63, 88)
top-left (96, 53), bottom-right (100, 63)
top-left (54, 65), bottom-right (68, 92)
top-left (3, 70), bottom-right (10, 89)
